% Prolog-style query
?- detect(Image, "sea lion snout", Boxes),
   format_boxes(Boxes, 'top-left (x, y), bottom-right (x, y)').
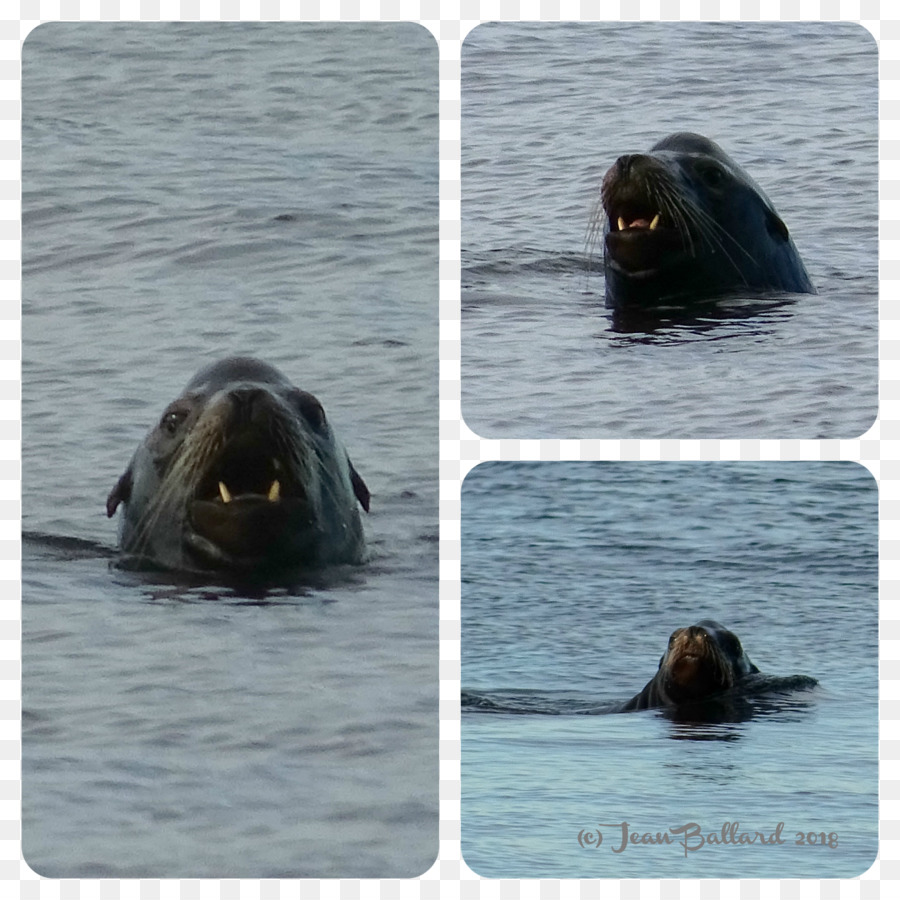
top-left (609, 153), bottom-right (643, 180)
top-left (601, 154), bottom-right (667, 229)
top-left (683, 624), bottom-right (712, 644)
top-left (225, 385), bottom-right (275, 426)
top-left (665, 624), bottom-right (712, 658)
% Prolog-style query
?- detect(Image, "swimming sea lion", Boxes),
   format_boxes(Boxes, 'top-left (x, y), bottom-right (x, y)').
top-left (591, 132), bottom-right (816, 310)
top-left (106, 357), bottom-right (370, 575)
top-left (619, 620), bottom-right (761, 711)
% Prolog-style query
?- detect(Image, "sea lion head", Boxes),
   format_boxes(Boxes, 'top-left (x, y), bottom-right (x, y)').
top-left (657, 619), bottom-right (759, 704)
top-left (106, 357), bottom-right (370, 574)
top-left (590, 132), bottom-right (815, 309)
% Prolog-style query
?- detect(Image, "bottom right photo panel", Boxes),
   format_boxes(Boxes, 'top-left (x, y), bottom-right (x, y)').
top-left (461, 461), bottom-right (877, 879)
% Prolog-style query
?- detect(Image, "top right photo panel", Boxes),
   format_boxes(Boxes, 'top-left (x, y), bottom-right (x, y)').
top-left (461, 22), bottom-right (877, 440)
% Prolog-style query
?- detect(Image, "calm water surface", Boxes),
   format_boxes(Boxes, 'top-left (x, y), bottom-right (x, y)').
top-left (22, 23), bottom-right (437, 878)
top-left (461, 463), bottom-right (877, 878)
top-left (462, 22), bottom-right (877, 438)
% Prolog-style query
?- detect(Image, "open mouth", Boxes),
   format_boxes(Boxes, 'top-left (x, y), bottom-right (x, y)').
top-left (609, 204), bottom-right (663, 234)
top-left (671, 652), bottom-right (701, 674)
top-left (195, 431), bottom-right (293, 507)
top-left (604, 202), bottom-right (686, 277)
top-left (187, 429), bottom-right (312, 564)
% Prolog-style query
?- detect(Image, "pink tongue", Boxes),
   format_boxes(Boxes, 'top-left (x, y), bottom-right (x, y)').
top-left (629, 217), bottom-right (652, 229)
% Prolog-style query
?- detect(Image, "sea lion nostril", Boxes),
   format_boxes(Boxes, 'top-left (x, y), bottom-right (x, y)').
top-left (229, 387), bottom-right (270, 425)
top-left (616, 154), bottom-right (636, 177)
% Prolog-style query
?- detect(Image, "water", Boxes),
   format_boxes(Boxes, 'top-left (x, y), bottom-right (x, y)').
top-left (461, 22), bottom-right (877, 438)
top-left (461, 462), bottom-right (878, 878)
top-left (21, 23), bottom-right (438, 877)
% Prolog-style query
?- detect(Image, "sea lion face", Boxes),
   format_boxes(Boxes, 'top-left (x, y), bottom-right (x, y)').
top-left (592, 132), bottom-right (815, 309)
top-left (658, 619), bottom-right (758, 704)
top-left (106, 357), bottom-right (370, 574)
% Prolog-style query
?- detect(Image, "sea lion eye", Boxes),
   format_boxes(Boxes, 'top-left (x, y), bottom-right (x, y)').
top-left (160, 408), bottom-right (187, 436)
top-left (698, 163), bottom-right (725, 187)
top-left (293, 391), bottom-right (327, 430)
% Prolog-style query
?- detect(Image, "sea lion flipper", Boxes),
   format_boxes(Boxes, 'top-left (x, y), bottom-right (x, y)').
top-left (106, 467), bottom-right (133, 518)
top-left (349, 461), bottom-right (370, 513)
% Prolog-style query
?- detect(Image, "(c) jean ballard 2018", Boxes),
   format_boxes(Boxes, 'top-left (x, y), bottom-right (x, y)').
top-left (578, 821), bottom-right (798, 857)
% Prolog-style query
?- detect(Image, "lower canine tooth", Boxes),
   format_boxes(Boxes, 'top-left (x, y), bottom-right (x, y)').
top-left (650, 213), bottom-right (660, 230)
top-left (617, 216), bottom-right (626, 232)
top-left (218, 481), bottom-right (232, 503)
top-left (268, 479), bottom-right (281, 502)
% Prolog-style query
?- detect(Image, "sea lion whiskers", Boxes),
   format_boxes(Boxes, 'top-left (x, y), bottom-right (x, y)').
top-left (652, 170), bottom-right (760, 275)
top-left (656, 179), bottom-right (766, 291)
top-left (651, 181), bottom-right (694, 255)
top-left (584, 195), bottom-right (606, 268)
top-left (323, 469), bottom-right (360, 518)
top-left (669, 185), bottom-right (760, 273)
top-left (273, 418), bottom-right (322, 514)
top-left (125, 425), bottom-right (224, 559)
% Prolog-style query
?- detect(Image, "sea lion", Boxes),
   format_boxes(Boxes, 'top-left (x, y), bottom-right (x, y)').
top-left (460, 621), bottom-right (816, 721)
top-left (620, 620), bottom-right (762, 711)
top-left (106, 357), bottom-right (370, 575)
top-left (590, 132), bottom-right (816, 310)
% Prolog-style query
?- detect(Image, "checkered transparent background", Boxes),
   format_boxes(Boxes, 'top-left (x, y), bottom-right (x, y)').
top-left (2, 0), bottom-right (898, 895)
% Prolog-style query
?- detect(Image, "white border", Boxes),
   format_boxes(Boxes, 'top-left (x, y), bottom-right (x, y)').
top-left (4, 0), bottom-right (898, 896)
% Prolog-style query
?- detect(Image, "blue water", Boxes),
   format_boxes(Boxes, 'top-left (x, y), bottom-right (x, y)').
top-left (461, 22), bottom-right (877, 438)
top-left (22, 23), bottom-right (438, 878)
top-left (461, 462), bottom-right (878, 878)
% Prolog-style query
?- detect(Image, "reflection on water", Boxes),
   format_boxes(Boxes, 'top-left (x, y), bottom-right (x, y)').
top-left (606, 294), bottom-right (801, 340)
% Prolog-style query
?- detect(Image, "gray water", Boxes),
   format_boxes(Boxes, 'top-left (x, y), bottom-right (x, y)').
top-left (461, 462), bottom-right (878, 879)
top-left (22, 23), bottom-right (438, 877)
top-left (461, 22), bottom-right (878, 438)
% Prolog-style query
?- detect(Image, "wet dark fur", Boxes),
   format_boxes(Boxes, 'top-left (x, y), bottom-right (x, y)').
top-left (588, 133), bottom-right (816, 310)
top-left (619, 620), bottom-right (760, 711)
top-left (106, 357), bottom-right (369, 575)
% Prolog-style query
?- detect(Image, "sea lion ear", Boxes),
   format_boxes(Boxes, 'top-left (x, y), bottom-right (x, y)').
top-left (348, 461), bottom-right (370, 513)
top-left (106, 467), bottom-right (133, 518)
top-left (766, 209), bottom-right (791, 242)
